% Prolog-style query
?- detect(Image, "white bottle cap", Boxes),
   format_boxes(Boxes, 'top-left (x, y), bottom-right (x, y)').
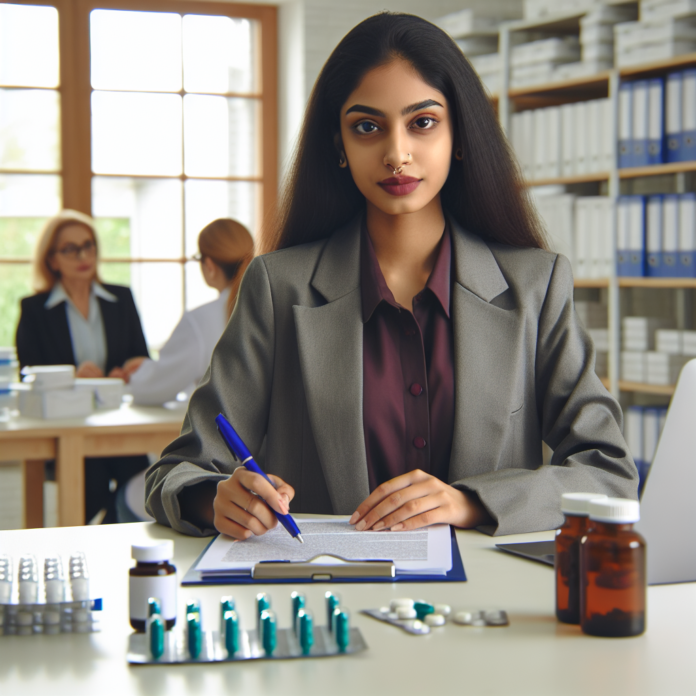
top-left (561, 492), bottom-right (609, 515)
top-left (132, 541), bottom-right (174, 563)
top-left (588, 497), bottom-right (640, 524)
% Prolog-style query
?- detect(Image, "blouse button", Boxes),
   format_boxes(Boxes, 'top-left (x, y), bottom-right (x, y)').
top-left (413, 437), bottom-right (426, 449)
top-left (409, 383), bottom-right (423, 396)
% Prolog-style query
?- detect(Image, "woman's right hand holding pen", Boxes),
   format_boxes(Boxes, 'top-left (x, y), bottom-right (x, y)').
top-left (213, 468), bottom-right (295, 540)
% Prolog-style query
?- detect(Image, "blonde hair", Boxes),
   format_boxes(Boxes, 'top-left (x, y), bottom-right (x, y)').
top-left (198, 219), bottom-right (254, 319)
top-left (33, 209), bottom-right (100, 293)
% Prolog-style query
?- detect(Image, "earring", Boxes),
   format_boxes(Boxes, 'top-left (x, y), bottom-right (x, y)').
top-left (454, 148), bottom-right (463, 161)
top-left (338, 153), bottom-right (347, 168)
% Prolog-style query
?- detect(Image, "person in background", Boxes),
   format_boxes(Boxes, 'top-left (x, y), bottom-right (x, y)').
top-left (118, 218), bottom-right (254, 406)
top-left (15, 209), bottom-right (150, 524)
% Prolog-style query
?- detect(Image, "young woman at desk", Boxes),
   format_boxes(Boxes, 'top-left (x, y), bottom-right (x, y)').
top-left (118, 218), bottom-right (254, 406)
top-left (146, 13), bottom-right (638, 539)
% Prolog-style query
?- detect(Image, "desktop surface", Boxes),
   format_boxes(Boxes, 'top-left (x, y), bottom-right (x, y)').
top-left (0, 520), bottom-right (694, 696)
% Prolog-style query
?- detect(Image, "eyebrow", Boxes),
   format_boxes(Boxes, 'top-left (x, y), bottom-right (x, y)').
top-left (344, 99), bottom-right (443, 117)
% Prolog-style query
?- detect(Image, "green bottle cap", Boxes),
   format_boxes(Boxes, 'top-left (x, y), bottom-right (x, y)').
top-left (256, 593), bottom-right (270, 630)
top-left (147, 597), bottom-right (161, 617)
top-left (414, 601), bottom-right (434, 620)
top-left (299, 609), bottom-right (314, 655)
top-left (325, 592), bottom-right (340, 630)
top-left (335, 610), bottom-right (350, 652)
top-left (149, 616), bottom-right (164, 659)
top-left (220, 596), bottom-right (235, 638)
top-left (187, 613), bottom-right (202, 659)
top-left (186, 600), bottom-right (200, 618)
top-left (261, 609), bottom-right (277, 655)
top-left (224, 609), bottom-right (239, 656)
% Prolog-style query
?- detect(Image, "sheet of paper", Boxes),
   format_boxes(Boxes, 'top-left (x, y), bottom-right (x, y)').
top-left (195, 517), bottom-right (452, 576)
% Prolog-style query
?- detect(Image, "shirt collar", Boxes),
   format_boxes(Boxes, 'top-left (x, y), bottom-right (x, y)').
top-left (360, 221), bottom-right (451, 322)
top-left (45, 281), bottom-right (117, 309)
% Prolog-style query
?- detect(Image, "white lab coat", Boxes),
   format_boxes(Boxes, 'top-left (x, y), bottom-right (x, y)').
top-left (128, 288), bottom-right (229, 405)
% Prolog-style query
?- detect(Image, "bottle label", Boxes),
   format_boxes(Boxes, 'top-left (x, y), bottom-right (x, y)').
top-left (129, 573), bottom-right (177, 621)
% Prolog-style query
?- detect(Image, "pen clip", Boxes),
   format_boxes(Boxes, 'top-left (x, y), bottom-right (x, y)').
top-left (216, 423), bottom-right (238, 462)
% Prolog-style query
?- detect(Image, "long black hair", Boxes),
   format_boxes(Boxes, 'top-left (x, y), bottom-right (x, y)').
top-left (262, 12), bottom-right (546, 253)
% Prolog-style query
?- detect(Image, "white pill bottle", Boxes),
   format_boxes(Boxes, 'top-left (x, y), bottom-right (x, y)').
top-left (129, 541), bottom-right (177, 632)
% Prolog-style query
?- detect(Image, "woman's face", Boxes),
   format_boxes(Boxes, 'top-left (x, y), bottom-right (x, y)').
top-left (48, 223), bottom-right (98, 283)
top-left (339, 58), bottom-right (454, 218)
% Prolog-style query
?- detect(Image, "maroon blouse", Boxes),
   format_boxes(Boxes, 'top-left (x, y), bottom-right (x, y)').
top-left (361, 223), bottom-right (455, 490)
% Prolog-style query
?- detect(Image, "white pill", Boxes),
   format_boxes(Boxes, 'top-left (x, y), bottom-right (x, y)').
top-left (387, 612), bottom-right (399, 620)
top-left (434, 604), bottom-right (451, 617)
top-left (396, 606), bottom-right (417, 620)
top-left (390, 598), bottom-right (414, 611)
top-left (425, 613), bottom-right (446, 627)
top-left (379, 606), bottom-right (390, 614)
top-left (453, 611), bottom-right (473, 625)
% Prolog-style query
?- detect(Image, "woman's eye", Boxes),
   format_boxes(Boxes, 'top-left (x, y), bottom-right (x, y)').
top-left (413, 116), bottom-right (437, 130)
top-left (354, 121), bottom-right (379, 134)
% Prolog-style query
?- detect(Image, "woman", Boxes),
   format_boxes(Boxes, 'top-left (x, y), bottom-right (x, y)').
top-left (146, 13), bottom-right (638, 539)
top-left (16, 209), bottom-right (150, 523)
top-left (121, 218), bottom-right (254, 406)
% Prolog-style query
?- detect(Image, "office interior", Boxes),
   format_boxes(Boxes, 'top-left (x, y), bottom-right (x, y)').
top-left (1, 0), bottom-right (694, 529)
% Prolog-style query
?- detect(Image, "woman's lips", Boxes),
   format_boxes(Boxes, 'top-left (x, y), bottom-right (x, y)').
top-left (378, 176), bottom-right (421, 196)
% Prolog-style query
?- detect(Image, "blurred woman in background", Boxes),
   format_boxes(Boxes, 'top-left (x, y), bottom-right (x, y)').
top-left (15, 209), bottom-right (150, 524)
top-left (121, 218), bottom-right (254, 405)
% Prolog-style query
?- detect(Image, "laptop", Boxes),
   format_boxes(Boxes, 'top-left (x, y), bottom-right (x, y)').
top-left (496, 358), bottom-right (696, 585)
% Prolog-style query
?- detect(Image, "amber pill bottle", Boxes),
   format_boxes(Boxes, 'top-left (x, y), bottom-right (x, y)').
top-left (580, 498), bottom-right (646, 638)
top-left (555, 492), bottom-right (607, 624)
top-left (129, 541), bottom-right (177, 632)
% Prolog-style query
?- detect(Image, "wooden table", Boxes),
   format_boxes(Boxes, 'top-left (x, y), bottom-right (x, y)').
top-left (0, 406), bottom-right (184, 527)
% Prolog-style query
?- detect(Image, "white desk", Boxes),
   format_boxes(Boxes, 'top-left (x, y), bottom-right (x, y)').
top-left (0, 406), bottom-right (183, 527)
top-left (0, 521), bottom-right (694, 696)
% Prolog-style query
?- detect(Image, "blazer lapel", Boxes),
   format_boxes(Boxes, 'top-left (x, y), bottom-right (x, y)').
top-left (293, 219), bottom-right (370, 513)
top-left (449, 223), bottom-right (527, 480)
top-left (46, 303), bottom-right (76, 365)
top-left (99, 296), bottom-right (119, 372)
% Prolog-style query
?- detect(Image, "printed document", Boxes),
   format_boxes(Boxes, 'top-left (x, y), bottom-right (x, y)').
top-left (195, 517), bottom-right (452, 577)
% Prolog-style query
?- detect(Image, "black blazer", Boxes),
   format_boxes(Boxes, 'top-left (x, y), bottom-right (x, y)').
top-left (16, 283), bottom-right (150, 373)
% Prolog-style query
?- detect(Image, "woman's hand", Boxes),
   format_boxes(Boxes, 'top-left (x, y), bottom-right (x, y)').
top-left (213, 468), bottom-right (296, 540)
top-left (76, 361), bottom-right (104, 378)
top-left (109, 356), bottom-right (147, 383)
top-left (348, 469), bottom-right (492, 532)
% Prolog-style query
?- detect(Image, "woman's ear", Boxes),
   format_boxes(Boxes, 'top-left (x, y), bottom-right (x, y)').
top-left (334, 133), bottom-right (348, 168)
top-left (454, 144), bottom-right (463, 161)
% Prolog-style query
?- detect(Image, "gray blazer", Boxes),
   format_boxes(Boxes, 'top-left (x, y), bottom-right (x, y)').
top-left (145, 218), bottom-right (638, 536)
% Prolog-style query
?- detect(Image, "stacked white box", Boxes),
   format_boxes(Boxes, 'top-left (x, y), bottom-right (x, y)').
top-left (19, 363), bottom-right (94, 419)
top-left (524, 0), bottom-right (596, 20)
top-left (641, 0), bottom-right (696, 21)
top-left (615, 17), bottom-right (696, 67)
top-left (622, 316), bottom-right (675, 350)
top-left (435, 9), bottom-right (501, 37)
top-left (21, 364), bottom-right (75, 390)
top-left (655, 329), bottom-right (683, 353)
top-left (74, 378), bottom-right (125, 410)
top-left (511, 37), bottom-right (580, 87)
top-left (646, 351), bottom-right (691, 384)
top-left (579, 3), bottom-right (638, 68)
top-left (684, 330), bottom-right (696, 355)
top-left (621, 350), bottom-right (647, 381)
top-left (470, 52), bottom-right (501, 95)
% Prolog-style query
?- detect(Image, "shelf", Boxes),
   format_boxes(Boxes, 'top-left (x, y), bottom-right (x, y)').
top-left (506, 11), bottom-right (585, 34)
top-left (618, 277), bottom-right (696, 288)
top-left (618, 381), bottom-right (675, 395)
top-left (526, 172), bottom-right (609, 187)
top-left (600, 377), bottom-right (610, 391)
top-left (619, 161), bottom-right (696, 179)
top-left (574, 278), bottom-right (609, 288)
top-left (619, 52), bottom-right (696, 79)
top-left (509, 72), bottom-right (611, 103)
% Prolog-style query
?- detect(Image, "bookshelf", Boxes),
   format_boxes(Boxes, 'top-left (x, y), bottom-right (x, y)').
top-left (491, 8), bottom-right (696, 400)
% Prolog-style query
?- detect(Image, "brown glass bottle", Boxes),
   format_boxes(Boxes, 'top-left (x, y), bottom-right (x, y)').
top-left (581, 499), bottom-right (646, 638)
top-left (129, 542), bottom-right (177, 632)
top-left (555, 493), bottom-right (607, 624)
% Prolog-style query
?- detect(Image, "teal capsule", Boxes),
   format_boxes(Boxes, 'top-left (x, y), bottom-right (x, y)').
top-left (261, 609), bottom-right (277, 655)
top-left (187, 613), bottom-right (202, 659)
top-left (147, 597), bottom-right (162, 618)
top-left (298, 609), bottom-right (314, 655)
top-left (148, 615), bottom-right (164, 659)
top-left (325, 592), bottom-right (340, 630)
top-left (335, 609), bottom-right (350, 652)
top-left (291, 591), bottom-right (305, 635)
top-left (220, 596), bottom-right (235, 639)
top-left (224, 609), bottom-right (239, 656)
top-left (256, 593), bottom-right (270, 631)
top-left (414, 601), bottom-right (434, 621)
top-left (186, 600), bottom-right (200, 619)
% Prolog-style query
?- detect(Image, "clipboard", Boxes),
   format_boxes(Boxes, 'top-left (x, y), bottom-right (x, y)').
top-left (181, 526), bottom-right (466, 585)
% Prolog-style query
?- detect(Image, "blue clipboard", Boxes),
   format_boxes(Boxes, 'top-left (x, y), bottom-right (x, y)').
top-left (181, 526), bottom-right (466, 585)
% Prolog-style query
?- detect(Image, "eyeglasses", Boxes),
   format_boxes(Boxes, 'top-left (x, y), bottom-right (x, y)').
top-left (54, 240), bottom-right (96, 259)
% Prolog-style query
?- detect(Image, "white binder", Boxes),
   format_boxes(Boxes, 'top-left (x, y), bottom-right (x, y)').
top-left (561, 102), bottom-right (575, 177)
top-left (574, 101), bottom-right (588, 175)
top-left (533, 107), bottom-right (547, 180)
top-left (665, 71), bottom-right (682, 162)
top-left (632, 80), bottom-right (649, 166)
top-left (618, 81), bottom-right (633, 167)
top-left (546, 105), bottom-right (561, 179)
top-left (646, 195), bottom-right (663, 276)
top-left (647, 77), bottom-right (664, 164)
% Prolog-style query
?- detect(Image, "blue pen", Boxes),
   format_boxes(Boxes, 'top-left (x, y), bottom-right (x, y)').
top-left (215, 413), bottom-right (304, 544)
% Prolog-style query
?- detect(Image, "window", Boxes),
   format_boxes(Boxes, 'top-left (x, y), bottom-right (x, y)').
top-left (0, 0), bottom-right (277, 349)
